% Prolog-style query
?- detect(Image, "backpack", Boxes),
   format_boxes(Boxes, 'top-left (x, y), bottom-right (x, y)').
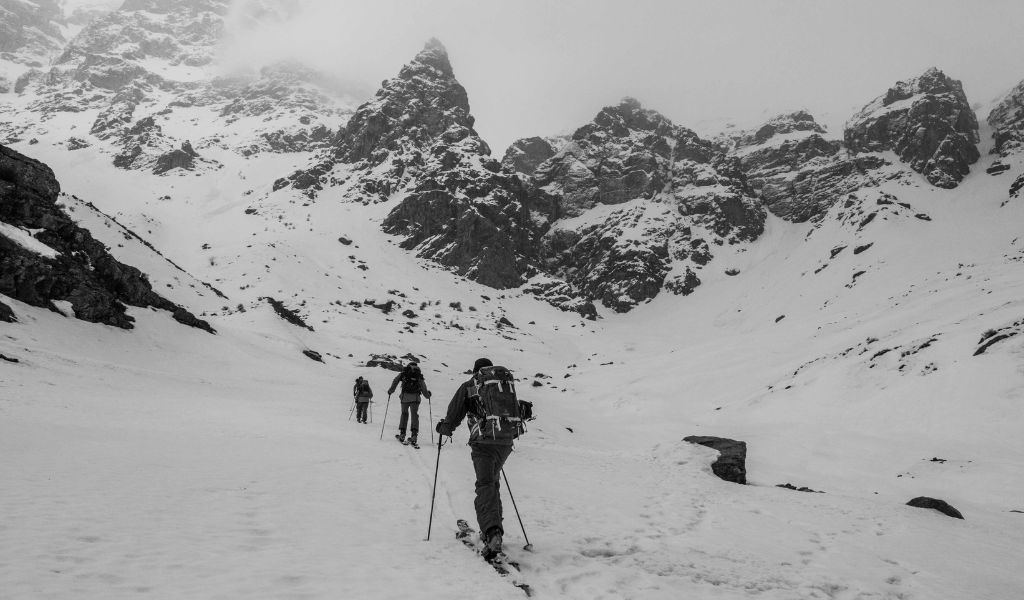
top-left (467, 366), bottom-right (525, 442)
top-left (357, 380), bottom-right (371, 395)
top-left (400, 365), bottom-right (422, 394)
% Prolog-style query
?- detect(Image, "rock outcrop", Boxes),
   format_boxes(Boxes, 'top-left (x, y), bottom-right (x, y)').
top-left (731, 111), bottom-right (890, 222)
top-left (0, 144), bottom-right (213, 332)
top-left (684, 435), bottom-right (747, 484)
top-left (845, 68), bottom-right (979, 188)
top-left (526, 98), bottom-right (765, 311)
top-left (906, 496), bottom-right (964, 519)
top-left (988, 77), bottom-right (1024, 157)
top-left (502, 136), bottom-right (567, 176)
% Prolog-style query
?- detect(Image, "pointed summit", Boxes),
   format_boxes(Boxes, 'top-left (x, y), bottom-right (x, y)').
top-left (330, 38), bottom-right (473, 166)
top-left (401, 37), bottom-right (455, 79)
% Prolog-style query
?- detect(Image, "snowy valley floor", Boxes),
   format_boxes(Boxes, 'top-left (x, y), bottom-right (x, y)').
top-left (3, 297), bottom-right (1024, 600)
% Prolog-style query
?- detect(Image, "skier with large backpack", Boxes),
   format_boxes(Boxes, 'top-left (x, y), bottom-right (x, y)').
top-left (353, 376), bottom-right (373, 423)
top-left (387, 362), bottom-right (431, 447)
top-left (435, 358), bottom-right (534, 561)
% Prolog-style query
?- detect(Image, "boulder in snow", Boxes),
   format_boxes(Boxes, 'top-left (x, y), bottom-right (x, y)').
top-left (906, 496), bottom-right (964, 519)
top-left (684, 435), bottom-right (747, 484)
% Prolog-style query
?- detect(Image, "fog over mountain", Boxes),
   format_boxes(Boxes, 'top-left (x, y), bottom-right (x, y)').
top-left (213, 0), bottom-right (1024, 151)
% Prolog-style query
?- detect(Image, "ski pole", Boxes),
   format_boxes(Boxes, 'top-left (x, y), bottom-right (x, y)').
top-left (369, 401), bottom-right (373, 423)
top-left (427, 394), bottom-right (434, 444)
top-left (348, 398), bottom-right (356, 421)
top-left (379, 394), bottom-right (392, 440)
top-left (427, 434), bottom-right (444, 540)
top-left (502, 469), bottom-right (533, 551)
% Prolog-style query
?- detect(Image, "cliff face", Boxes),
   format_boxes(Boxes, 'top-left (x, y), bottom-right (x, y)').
top-left (845, 68), bottom-right (979, 189)
top-left (520, 98), bottom-right (765, 312)
top-left (0, 144), bottom-right (213, 332)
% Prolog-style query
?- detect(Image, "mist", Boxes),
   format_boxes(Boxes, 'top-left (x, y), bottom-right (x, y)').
top-left (216, 0), bottom-right (1024, 153)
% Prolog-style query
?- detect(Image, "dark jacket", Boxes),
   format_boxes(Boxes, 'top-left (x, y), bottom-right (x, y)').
top-left (441, 379), bottom-right (512, 446)
top-left (353, 381), bottom-right (373, 402)
top-left (388, 371), bottom-right (430, 404)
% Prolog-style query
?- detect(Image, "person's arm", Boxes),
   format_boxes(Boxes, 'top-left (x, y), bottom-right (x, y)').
top-left (437, 382), bottom-right (469, 435)
top-left (367, 385), bottom-right (373, 399)
top-left (387, 373), bottom-right (400, 395)
top-left (421, 376), bottom-right (431, 398)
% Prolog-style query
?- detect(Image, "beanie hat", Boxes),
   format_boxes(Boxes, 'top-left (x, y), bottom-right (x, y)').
top-left (473, 358), bottom-right (493, 373)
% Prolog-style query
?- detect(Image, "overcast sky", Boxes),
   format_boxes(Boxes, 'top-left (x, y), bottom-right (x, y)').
top-left (219, 0), bottom-right (1024, 153)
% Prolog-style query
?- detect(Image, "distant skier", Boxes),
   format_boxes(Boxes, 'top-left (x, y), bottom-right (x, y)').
top-left (387, 362), bottom-right (431, 446)
top-left (353, 376), bottom-right (373, 423)
top-left (436, 358), bottom-right (532, 561)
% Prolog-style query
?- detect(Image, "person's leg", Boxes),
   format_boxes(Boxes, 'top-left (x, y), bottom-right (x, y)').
top-left (409, 402), bottom-right (420, 440)
top-left (470, 444), bottom-right (514, 536)
top-left (398, 402), bottom-right (409, 437)
top-left (357, 402), bottom-right (367, 422)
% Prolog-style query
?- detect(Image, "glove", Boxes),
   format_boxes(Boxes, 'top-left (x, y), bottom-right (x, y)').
top-left (436, 420), bottom-right (452, 436)
top-left (425, 391), bottom-right (432, 399)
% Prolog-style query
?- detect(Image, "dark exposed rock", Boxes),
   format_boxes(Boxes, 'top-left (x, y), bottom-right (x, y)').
top-left (732, 111), bottom-right (890, 222)
top-left (152, 141), bottom-right (199, 175)
top-left (0, 353), bottom-right (18, 363)
top-left (262, 296), bottom-right (313, 331)
top-left (527, 98), bottom-right (764, 311)
top-left (366, 353), bottom-right (404, 371)
top-left (1010, 173), bottom-right (1024, 202)
top-left (302, 349), bottom-right (324, 363)
top-left (906, 496), bottom-right (964, 519)
top-left (0, 298), bottom-right (15, 322)
top-left (974, 318), bottom-right (1023, 356)
top-left (684, 435), bottom-right (747, 484)
top-left (66, 137), bottom-right (90, 150)
top-left (845, 68), bottom-right (979, 188)
top-left (988, 78), bottom-right (1024, 157)
top-left (338, 236), bottom-right (352, 245)
top-left (986, 162), bottom-right (1010, 175)
top-left (501, 136), bottom-right (565, 176)
top-left (521, 277), bottom-right (598, 319)
top-left (777, 483), bottom-right (824, 493)
top-left (0, 144), bottom-right (213, 332)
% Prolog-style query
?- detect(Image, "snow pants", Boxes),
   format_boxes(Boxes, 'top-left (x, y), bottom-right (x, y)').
top-left (355, 401), bottom-right (369, 422)
top-left (471, 443), bottom-right (514, 537)
top-left (398, 401), bottom-right (420, 437)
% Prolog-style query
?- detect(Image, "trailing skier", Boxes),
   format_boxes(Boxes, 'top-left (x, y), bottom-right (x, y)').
top-left (353, 376), bottom-right (373, 423)
top-left (387, 362), bottom-right (431, 446)
top-left (435, 358), bottom-right (534, 561)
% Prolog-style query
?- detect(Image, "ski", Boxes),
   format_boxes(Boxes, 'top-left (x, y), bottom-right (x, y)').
top-left (456, 519), bottom-right (533, 596)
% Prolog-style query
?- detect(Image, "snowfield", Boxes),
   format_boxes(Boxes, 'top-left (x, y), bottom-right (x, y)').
top-left (3, 126), bottom-right (1024, 598)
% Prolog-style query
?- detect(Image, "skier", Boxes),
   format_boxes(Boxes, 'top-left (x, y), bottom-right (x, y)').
top-left (353, 376), bottom-right (373, 423)
top-left (387, 362), bottom-right (431, 446)
top-left (436, 358), bottom-right (520, 560)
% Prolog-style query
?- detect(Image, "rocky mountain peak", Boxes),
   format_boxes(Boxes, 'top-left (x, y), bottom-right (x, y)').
top-left (578, 96), bottom-right (675, 140)
top-left (741, 110), bottom-right (827, 146)
top-left (404, 38), bottom-right (454, 79)
top-left (334, 38), bottom-right (475, 167)
top-left (845, 67), bottom-right (979, 188)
